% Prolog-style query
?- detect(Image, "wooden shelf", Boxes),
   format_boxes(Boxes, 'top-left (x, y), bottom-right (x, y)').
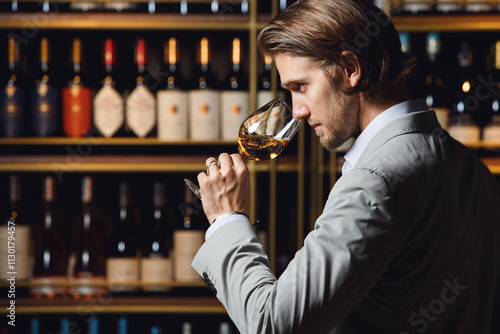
top-left (0, 154), bottom-right (300, 172)
top-left (0, 279), bottom-right (208, 288)
top-left (0, 296), bottom-right (226, 314)
top-left (393, 14), bottom-right (500, 32)
top-left (0, 12), bottom-right (271, 30)
top-left (0, 137), bottom-right (237, 146)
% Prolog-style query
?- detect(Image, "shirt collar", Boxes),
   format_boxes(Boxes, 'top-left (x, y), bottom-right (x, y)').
top-left (342, 99), bottom-right (428, 175)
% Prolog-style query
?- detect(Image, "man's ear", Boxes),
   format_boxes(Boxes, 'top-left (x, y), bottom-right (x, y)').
top-left (338, 50), bottom-right (362, 89)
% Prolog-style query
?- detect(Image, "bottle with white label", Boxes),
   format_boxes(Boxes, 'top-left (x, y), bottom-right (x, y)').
top-left (106, 181), bottom-right (139, 291)
top-left (157, 37), bottom-right (189, 141)
top-left (188, 37), bottom-right (220, 140)
top-left (221, 37), bottom-right (249, 141)
top-left (94, 38), bottom-right (125, 138)
top-left (173, 184), bottom-right (205, 282)
top-left (141, 180), bottom-right (173, 290)
top-left (126, 38), bottom-right (156, 138)
top-left (0, 174), bottom-right (31, 280)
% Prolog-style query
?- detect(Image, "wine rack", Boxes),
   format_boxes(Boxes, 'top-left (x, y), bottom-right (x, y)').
top-left (2, 0), bottom-right (500, 332)
top-left (0, 1), bottom-right (307, 333)
top-left (311, 1), bottom-right (500, 231)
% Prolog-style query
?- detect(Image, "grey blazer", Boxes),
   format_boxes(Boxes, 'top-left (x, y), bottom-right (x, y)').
top-left (192, 110), bottom-right (500, 334)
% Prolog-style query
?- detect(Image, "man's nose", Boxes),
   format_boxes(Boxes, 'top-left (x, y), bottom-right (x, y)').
top-left (292, 104), bottom-right (310, 121)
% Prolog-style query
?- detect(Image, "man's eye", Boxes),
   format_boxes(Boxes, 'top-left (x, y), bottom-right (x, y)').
top-left (297, 84), bottom-right (305, 92)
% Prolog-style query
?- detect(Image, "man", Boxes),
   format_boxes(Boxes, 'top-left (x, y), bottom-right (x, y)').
top-left (192, 1), bottom-right (500, 333)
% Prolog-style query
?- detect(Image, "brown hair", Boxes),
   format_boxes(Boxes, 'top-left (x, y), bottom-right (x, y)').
top-left (257, 0), bottom-right (416, 97)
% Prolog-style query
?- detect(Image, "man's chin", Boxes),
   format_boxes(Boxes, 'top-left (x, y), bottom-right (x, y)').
top-left (318, 135), bottom-right (347, 151)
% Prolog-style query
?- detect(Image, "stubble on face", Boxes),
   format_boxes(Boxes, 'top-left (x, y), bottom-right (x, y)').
top-left (315, 77), bottom-right (358, 151)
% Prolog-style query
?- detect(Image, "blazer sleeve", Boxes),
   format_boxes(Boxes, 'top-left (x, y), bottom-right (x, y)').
top-left (192, 167), bottom-right (398, 334)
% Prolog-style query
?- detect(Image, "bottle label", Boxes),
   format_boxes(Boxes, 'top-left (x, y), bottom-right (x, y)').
top-left (157, 90), bottom-right (188, 140)
top-left (106, 257), bottom-right (139, 288)
top-left (126, 85), bottom-right (156, 138)
top-left (483, 125), bottom-right (500, 143)
top-left (0, 86), bottom-right (25, 137)
top-left (31, 86), bottom-right (58, 137)
top-left (433, 108), bottom-right (449, 130)
top-left (435, 0), bottom-right (463, 12)
top-left (94, 85), bottom-right (124, 138)
top-left (448, 124), bottom-right (481, 145)
top-left (62, 86), bottom-right (92, 138)
top-left (173, 230), bottom-right (204, 281)
top-left (0, 225), bottom-right (31, 280)
top-left (141, 257), bottom-right (172, 285)
top-left (221, 90), bottom-right (249, 141)
top-left (257, 91), bottom-right (274, 110)
top-left (188, 89), bottom-right (220, 140)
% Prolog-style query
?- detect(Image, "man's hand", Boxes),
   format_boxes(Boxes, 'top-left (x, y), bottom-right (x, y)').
top-left (197, 153), bottom-right (251, 224)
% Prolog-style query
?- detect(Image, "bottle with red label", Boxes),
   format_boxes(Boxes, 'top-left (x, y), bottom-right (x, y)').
top-left (62, 38), bottom-right (92, 138)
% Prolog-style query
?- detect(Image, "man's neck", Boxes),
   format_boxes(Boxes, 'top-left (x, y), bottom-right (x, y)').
top-left (358, 84), bottom-right (412, 132)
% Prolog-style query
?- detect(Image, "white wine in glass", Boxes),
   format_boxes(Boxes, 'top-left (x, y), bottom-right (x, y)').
top-left (184, 98), bottom-right (301, 198)
top-left (238, 97), bottom-right (302, 161)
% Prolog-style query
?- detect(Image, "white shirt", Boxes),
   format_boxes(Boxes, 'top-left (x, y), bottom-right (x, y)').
top-left (207, 99), bottom-right (429, 240)
top-left (342, 99), bottom-right (428, 175)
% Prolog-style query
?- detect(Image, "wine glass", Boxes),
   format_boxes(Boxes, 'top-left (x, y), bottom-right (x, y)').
top-left (238, 97), bottom-right (302, 161)
top-left (184, 97), bottom-right (302, 198)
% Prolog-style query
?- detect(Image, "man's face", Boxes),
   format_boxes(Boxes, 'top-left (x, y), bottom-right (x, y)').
top-left (275, 53), bottom-right (359, 151)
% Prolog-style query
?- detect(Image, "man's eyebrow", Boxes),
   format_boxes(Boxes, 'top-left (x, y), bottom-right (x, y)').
top-left (281, 77), bottom-right (305, 89)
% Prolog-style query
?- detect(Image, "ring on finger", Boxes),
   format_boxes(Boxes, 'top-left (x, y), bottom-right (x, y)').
top-left (206, 160), bottom-right (219, 175)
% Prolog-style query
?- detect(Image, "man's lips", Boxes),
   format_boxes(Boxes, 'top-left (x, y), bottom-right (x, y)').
top-left (310, 122), bottom-right (321, 131)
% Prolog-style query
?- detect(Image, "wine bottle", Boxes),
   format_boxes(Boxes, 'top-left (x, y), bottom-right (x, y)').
top-left (117, 316), bottom-right (128, 334)
top-left (0, 175), bottom-right (31, 280)
top-left (62, 38), bottom-right (92, 138)
top-left (0, 37), bottom-right (25, 137)
top-left (173, 184), bottom-right (205, 282)
top-left (31, 317), bottom-right (40, 334)
top-left (257, 55), bottom-right (273, 109)
top-left (106, 181), bottom-right (139, 291)
top-left (60, 317), bottom-right (69, 334)
top-left (31, 37), bottom-right (58, 137)
top-left (141, 180), bottom-right (173, 290)
top-left (126, 38), bottom-right (156, 138)
top-left (435, 0), bottom-right (463, 12)
top-left (400, 0), bottom-right (433, 14)
top-left (188, 37), bottom-right (220, 140)
top-left (150, 326), bottom-right (162, 334)
top-left (157, 37), bottom-right (189, 140)
top-left (89, 316), bottom-right (99, 334)
top-left (482, 40), bottom-right (500, 143)
top-left (31, 175), bottom-right (68, 299)
top-left (103, 0), bottom-right (137, 11)
top-left (218, 322), bottom-right (232, 334)
top-left (70, 176), bottom-right (106, 299)
top-left (448, 41), bottom-right (481, 146)
top-left (423, 33), bottom-right (448, 130)
top-left (464, 0), bottom-right (493, 12)
top-left (94, 38), bottom-right (124, 138)
top-left (182, 322), bottom-right (192, 334)
top-left (221, 37), bottom-right (249, 141)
